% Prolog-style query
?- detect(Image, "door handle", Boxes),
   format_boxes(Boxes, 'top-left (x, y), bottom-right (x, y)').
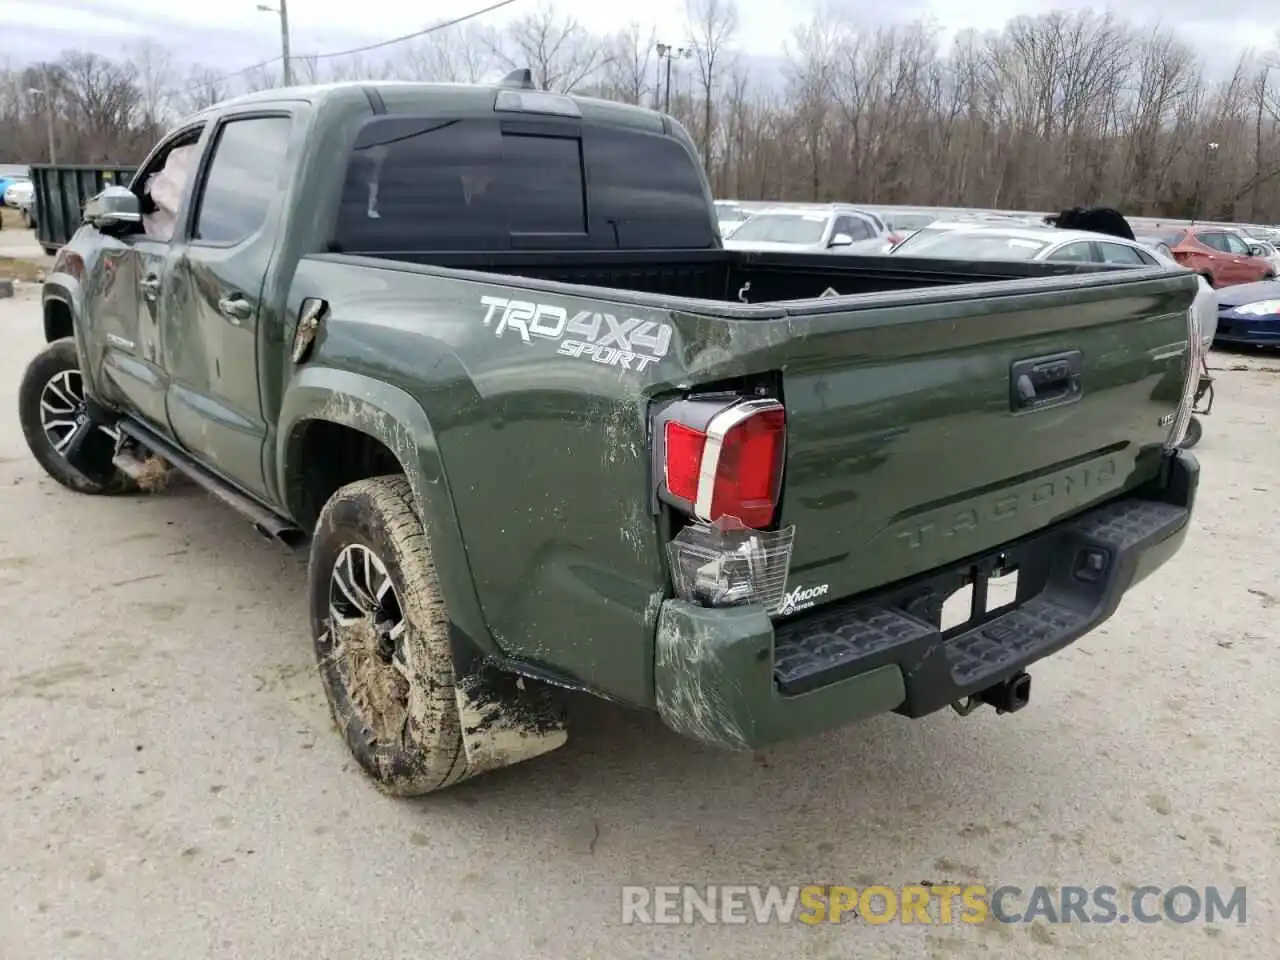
top-left (218, 295), bottom-right (253, 323)
top-left (140, 274), bottom-right (160, 300)
top-left (1010, 350), bottom-right (1084, 413)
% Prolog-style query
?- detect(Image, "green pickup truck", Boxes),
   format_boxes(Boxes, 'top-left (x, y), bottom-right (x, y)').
top-left (19, 74), bottom-right (1203, 796)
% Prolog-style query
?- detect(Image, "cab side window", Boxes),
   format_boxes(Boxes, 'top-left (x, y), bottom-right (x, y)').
top-left (1097, 241), bottom-right (1151, 265)
top-left (134, 126), bottom-right (205, 243)
top-left (843, 216), bottom-right (874, 242)
top-left (1223, 234), bottom-right (1252, 256)
top-left (1048, 241), bottom-right (1093, 262)
top-left (1198, 232), bottom-right (1229, 252)
top-left (191, 116), bottom-right (293, 246)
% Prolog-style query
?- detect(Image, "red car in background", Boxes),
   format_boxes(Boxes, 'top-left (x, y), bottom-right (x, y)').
top-left (1155, 226), bottom-right (1276, 287)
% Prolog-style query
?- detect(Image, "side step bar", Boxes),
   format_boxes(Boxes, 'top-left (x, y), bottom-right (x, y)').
top-left (114, 419), bottom-right (307, 548)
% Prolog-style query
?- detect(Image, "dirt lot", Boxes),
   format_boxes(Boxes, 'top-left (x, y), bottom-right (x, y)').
top-left (0, 276), bottom-right (1276, 958)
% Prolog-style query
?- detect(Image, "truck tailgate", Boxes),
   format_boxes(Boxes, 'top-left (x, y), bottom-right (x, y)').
top-left (749, 275), bottom-right (1193, 602)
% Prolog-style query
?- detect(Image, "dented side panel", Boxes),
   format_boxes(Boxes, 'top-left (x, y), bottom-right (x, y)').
top-left (276, 366), bottom-right (496, 658)
top-left (278, 256), bottom-right (1198, 714)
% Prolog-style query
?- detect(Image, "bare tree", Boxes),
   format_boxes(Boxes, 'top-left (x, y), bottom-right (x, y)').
top-left (685, 0), bottom-right (739, 171)
top-left (598, 23), bottom-right (655, 105)
top-left (494, 3), bottom-right (607, 92)
top-left (5, 4), bottom-right (1280, 222)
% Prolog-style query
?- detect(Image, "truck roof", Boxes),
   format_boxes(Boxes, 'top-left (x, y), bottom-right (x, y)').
top-left (191, 79), bottom-right (669, 134)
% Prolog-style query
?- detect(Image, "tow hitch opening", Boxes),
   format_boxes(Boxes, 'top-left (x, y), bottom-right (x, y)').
top-left (977, 671), bottom-right (1032, 714)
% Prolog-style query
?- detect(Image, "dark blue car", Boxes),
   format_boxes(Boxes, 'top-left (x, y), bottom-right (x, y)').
top-left (1216, 281), bottom-right (1280, 347)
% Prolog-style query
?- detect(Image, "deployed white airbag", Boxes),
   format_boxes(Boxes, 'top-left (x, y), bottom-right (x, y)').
top-left (142, 144), bottom-right (197, 241)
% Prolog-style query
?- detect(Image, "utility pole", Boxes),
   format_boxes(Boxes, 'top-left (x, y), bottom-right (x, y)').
top-left (26, 71), bottom-right (56, 164)
top-left (257, 0), bottom-right (292, 86)
top-left (655, 42), bottom-right (691, 114)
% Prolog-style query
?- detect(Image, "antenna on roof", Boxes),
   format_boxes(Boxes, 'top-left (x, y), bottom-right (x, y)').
top-left (499, 68), bottom-right (535, 90)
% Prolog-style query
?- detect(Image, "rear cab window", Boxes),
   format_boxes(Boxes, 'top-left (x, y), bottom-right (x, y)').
top-left (332, 113), bottom-right (717, 253)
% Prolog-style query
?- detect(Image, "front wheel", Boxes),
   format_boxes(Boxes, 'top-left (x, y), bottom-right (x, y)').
top-left (17, 338), bottom-right (136, 495)
top-left (308, 475), bottom-right (472, 796)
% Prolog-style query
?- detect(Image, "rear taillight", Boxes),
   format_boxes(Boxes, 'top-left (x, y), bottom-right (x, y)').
top-left (655, 395), bottom-right (797, 614)
top-left (656, 397), bottom-right (786, 528)
top-left (1164, 287), bottom-right (1205, 450)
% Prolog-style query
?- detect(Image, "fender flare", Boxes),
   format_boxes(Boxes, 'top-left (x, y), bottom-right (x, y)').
top-left (277, 365), bottom-right (497, 658)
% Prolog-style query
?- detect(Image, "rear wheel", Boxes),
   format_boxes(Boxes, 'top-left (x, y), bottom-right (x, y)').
top-left (17, 338), bottom-right (135, 495)
top-left (308, 475), bottom-right (471, 796)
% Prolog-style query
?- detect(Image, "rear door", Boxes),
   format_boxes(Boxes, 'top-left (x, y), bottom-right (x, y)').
top-left (1222, 232), bottom-right (1268, 281)
top-left (163, 111), bottom-right (297, 497)
top-left (1196, 232), bottom-right (1231, 283)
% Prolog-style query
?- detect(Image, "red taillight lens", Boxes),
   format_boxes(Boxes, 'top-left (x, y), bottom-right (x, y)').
top-left (709, 409), bottom-right (785, 527)
top-left (664, 421), bottom-right (706, 502)
top-left (658, 399), bottom-right (786, 528)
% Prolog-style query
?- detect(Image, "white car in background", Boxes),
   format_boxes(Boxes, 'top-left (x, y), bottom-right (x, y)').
top-left (890, 223), bottom-right (1216, 348)
top-left (3, 178), bottom-right (32, 209)
top-left (714, 200), bottom-right (753, 238)
top-left (723, 204), bottom-right (892, 255)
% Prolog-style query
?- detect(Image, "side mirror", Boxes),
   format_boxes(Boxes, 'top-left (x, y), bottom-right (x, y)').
top-left (1248, 244), bottom-right (1266, 257)
top-left (83, 186), bottom-right (142, 234)
top-left (828, 233), bottom-right (853, 248)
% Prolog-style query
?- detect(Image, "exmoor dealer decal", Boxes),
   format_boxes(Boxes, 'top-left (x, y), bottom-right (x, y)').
top-left (776, 583), bottom-right (829, 617)
top-left (479, 295), bottom-right (672, 372)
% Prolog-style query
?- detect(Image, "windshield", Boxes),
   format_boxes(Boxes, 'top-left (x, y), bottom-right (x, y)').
top-left (894, 232), bottom-right (1051, 260)
top-left (885, 213), bottom-right (936, 231)
top-left (728, 213), bottom-right (829, 244)
top-left (715, 203), bottom-right (747, 221)
top-left (889, 226), bottom-right (965, 253)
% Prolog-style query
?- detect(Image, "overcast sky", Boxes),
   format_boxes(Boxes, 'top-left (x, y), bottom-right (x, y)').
top-left (3, 0), bottom-right (1276, 76)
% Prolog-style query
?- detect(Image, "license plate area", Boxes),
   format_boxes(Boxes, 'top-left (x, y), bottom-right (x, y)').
top-left (939, 554), bottom-right (1022, 636)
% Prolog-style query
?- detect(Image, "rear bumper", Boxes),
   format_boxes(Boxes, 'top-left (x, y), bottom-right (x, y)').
top-left (654, 449), bottom-right (1198, 751)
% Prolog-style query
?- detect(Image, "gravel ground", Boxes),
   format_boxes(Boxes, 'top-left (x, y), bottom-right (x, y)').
top-left (0, 282), bottom-right (1276, 959)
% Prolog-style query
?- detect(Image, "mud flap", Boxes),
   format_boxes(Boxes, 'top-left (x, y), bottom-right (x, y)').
top-left (451, 663), bottom-right (568, 781)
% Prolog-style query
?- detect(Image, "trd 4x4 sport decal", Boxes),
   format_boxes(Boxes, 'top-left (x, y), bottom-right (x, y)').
top-left (479, 295), bottom-right (673, 373)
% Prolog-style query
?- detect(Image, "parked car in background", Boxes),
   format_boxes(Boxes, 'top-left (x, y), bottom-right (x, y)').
top-left (0, 167), bottom-right (30, 202)
top-left (1242, 237), bottom-right (1280, 275)
top-left (888, 224), bottom-right (1168, 266)
top-left (1213, 280), bottom-right (1280, 347)
top-left (1153, 226), bottom-right (1275, 287)
top-left (1134, 234), bottom-right (1177, 261)
top-left (892, 224), bottom-right (1217, 350)
top-left (723, 204), bottom-right (891, 254)
top-left (4, 178), bottom-right (34, 219)
top-left (866, 207), bottom-right (938, 236)
top-left (713, 200), bottom-right (751, 238)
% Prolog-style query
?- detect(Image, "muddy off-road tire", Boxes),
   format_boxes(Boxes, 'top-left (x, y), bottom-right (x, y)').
top-left (18, 338), bottom-right (136, 495)
top-left (308, 475), bottom-right (472, 796)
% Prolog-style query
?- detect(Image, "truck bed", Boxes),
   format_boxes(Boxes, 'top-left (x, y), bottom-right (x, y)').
top-left (354, 247), bottom-right (1129, 305)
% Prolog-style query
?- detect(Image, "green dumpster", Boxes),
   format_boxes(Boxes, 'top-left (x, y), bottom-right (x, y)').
top-left (30, 164), bottom-right (137, 255)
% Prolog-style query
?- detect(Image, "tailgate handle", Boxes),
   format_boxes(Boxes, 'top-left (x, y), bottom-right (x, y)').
top-left (1010, 350), bottom-right (1083, 412)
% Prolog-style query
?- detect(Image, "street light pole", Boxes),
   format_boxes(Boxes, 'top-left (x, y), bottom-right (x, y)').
top-left (26, 74), bottom-right (56, 164)
top-left (655, 42), bottom-right (691, 114)
top-left (257, 0), bottom-right (292, 86)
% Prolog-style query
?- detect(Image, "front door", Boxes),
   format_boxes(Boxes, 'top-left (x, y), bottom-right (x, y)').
top-left (90, 126), bottom-right (208, 435)
top-left (162, 113), bottom-right (296, 499)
